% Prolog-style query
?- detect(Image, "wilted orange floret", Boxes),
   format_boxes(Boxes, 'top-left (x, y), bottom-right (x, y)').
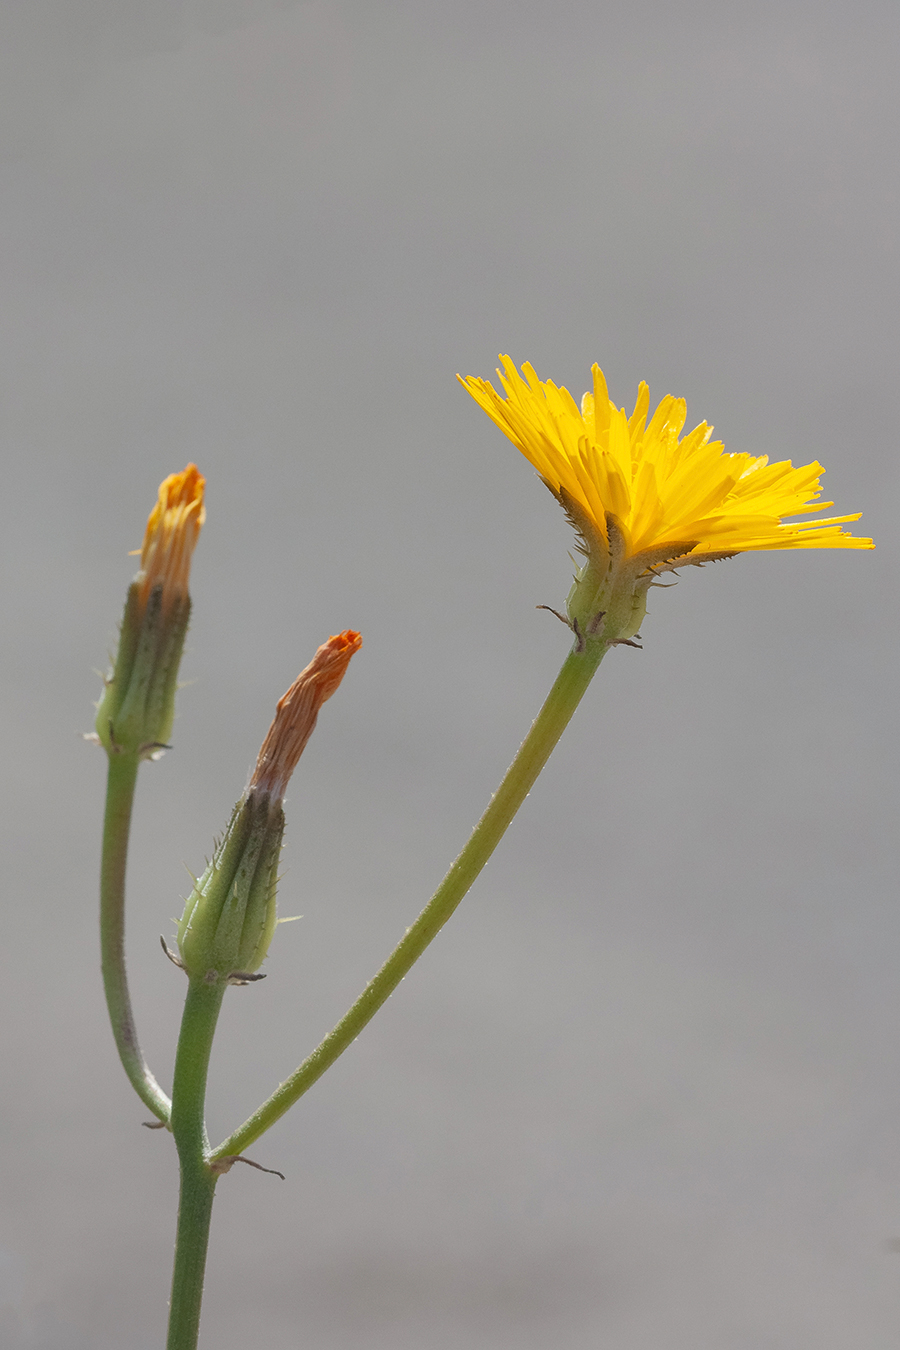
top-left (251, 630), bottom-right (362, 802)
top-left (138, 464), bottom-right (206, 611)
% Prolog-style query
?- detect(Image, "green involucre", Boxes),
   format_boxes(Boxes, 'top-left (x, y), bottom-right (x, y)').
top-left (96, 581), bottom-right (191, 757)
top-left (177, 790), bottom-right (282, 980)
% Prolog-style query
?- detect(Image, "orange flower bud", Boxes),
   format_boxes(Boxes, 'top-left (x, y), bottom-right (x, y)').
top-left (251, 630), bottom-right (362, 803)
top-left (176, 631), bottom-right (362, 980)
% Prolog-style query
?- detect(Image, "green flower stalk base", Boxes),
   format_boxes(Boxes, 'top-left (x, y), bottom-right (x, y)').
top-left (100, 751), bottom-right (171, 1123)
top-left (163, 634), bottom-right (607, 1349)
top-left (167, 978), bottom-right (226, 1350)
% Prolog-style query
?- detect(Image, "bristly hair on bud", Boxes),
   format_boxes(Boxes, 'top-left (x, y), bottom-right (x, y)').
top-left (251, 630), bottom-right (363, 804)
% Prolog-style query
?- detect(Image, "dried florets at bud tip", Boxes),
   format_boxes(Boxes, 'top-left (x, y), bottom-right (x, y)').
top-left (250, 630), bottom-right (362, 803)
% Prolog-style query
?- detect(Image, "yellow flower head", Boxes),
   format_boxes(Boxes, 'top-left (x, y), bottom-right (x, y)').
top-left (138, 463), bottom-right (206, 614)
top-left (460, 357), bottom-right (872, 565)
top-left (459, 358), bottom-right (872, 648)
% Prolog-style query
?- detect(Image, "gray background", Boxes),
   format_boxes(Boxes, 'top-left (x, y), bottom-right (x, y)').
top-left (0, 1), bottom-right (896, 1346)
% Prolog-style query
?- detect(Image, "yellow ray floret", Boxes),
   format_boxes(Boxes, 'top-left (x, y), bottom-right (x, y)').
top-left (459, 358), bottom-right (872, 560)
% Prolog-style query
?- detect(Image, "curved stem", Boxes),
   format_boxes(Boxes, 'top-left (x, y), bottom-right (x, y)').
top-left (167, 977), bottom-right (226, 1350)
top-left (100, 752), bottom-right (172, 1122)
top-left (211, 638), bottom-right (607, 1162)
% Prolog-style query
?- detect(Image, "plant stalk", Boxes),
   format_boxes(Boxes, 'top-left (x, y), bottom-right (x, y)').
top-left (100, 751), bottom-right (171, 1122)
top-left (166, 977), bottom-right (226, 1350)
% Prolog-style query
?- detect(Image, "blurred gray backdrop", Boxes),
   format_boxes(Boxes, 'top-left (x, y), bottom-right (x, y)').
top-left (0, 1), bottom-right (897, 1346)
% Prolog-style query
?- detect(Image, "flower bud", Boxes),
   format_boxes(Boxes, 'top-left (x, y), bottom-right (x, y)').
top-left (176, 631), bottom-right (362, 981)
top-left (96, 466), bottom-right (205, 758)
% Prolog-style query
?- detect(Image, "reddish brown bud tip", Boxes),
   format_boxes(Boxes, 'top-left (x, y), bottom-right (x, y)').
top-left (250, 630), bottom-right (362, 801)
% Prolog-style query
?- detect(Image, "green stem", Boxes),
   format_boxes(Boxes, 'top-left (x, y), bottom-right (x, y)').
top-left (211, 637), bottom-right (607, 1162)
top-left (100, 752), bottom-right (171, 1122)
top-left (167, 977), bottom-right (227, 1350)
